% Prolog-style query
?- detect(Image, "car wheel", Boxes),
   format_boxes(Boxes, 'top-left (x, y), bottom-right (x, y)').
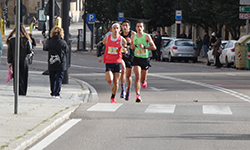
top-left (225, 56), bottom-right (231, 68)
top-left (184, 60), bottom-right (189, 63)
top-left (168, 53), bottom-right (173, 62)
top-left (207, 57), bottom-right (211, 66)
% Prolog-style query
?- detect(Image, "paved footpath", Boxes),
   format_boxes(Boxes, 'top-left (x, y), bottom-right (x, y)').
top-left (0, 64), bottom-right (90, 150)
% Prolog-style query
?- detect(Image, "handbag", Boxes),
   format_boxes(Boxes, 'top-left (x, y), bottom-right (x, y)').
top-left (7, 66), bottom-right (13, 83)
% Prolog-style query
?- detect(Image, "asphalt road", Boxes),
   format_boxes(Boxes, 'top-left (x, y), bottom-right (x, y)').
top-left (3, 24), bottom-right (250, 150)
top-left (26, 50), bottom-right (250, 150)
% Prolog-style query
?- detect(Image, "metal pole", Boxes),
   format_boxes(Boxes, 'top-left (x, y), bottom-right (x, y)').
top-left (91, 23), bottom-right (94, 50)
top-left (83, 1), bottom-right (86, 51)
top-left (14, 0), bottom-right (21, 114)
top-left (62, 0), bottom-right (69, 84)
top-left (176, 0), bottom-right (180, 37)
top-left (247, 17), bottom-right (249, 35)
top-left (20, 0), bottom-right (23, 23)
top-left (49, 0), bottom-right (54, 36)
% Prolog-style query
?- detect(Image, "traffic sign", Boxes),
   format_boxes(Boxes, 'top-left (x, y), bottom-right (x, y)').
top-left (240, 0), bottom-right (250, 5)
top-left (118, 12), bottom-right (124, 21)
top-left (88, 14), bottom-right (95, 22)
top-left (239, 6), bottom-right (250, 12)
top-left (176, 10), bottom-right (182, 20)
top-left (239, 13), bottom-right (250, 19)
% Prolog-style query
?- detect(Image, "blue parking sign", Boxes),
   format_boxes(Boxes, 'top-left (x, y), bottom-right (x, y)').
top-left (118, 12), bottom-right (124, 21)
top-left (88, 14), bottom-right (95, 22)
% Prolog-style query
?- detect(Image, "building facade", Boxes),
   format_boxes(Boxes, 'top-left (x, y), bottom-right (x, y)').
top-left (1, 0), bottom-right (84, 24)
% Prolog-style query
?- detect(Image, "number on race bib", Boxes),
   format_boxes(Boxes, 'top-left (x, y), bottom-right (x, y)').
top-left (136, 49), bottom-right (146, 56)
top-left (108, 47), bottom-right (118, 54)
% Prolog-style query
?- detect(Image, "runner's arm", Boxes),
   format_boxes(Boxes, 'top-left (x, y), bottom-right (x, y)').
top-left (130, 34), bottom-right (135, 50)
top-left (145, 34), bottom-right (156, 50)
top-left (122, 38), bottom-right (128, 54)
top-left (98, 37), bottom-right (107, 63)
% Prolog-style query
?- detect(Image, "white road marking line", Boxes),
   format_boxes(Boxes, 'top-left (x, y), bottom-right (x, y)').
top-left (149, 74), bottom-right (250, 103)
top-left (29, 119), bottom-right (81, 150)
top-left (145, 104), bottom-right (176, 113)
top-left (149, 87), bottom-right (166, 92)
top-left (87, 103), bottom-right (123, 112)
top-left (203, 105), bottom-right (232, 115)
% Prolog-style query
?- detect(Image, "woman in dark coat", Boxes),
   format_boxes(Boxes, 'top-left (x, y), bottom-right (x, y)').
top-left (46, 26), bottom-right (69, 99)
top-left (212, 33), bottom-right (222, 69)
top-left (7, 23), bottom-right (32, 95)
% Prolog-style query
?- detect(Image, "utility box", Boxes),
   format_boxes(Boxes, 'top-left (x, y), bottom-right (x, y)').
top-left (235, 35), bottom-right (250, 69)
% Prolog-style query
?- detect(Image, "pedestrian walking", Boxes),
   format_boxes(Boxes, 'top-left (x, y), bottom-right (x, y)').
top-left (152, 35), bottom-right (157, 60)
top-left (130, 20), bottom-right (156, 103)
top-left (196, 35), bottom-right (202, 56)
top-left (98, 23), bottom-right (128, 103)
top-left (178, 31), bottom-right (187, 38)
top-left (202, 30), bottom-right (210, 58)
top-left (155, 31), bottom-right (162, 61)
top-left (163, 32), bottom-right (169, 37)
top-left (212, 33), bottom-right (222, 69)
top-left (210, 32), bottom-right (216, 46)
top-left (46, 26), bottom-right (69, 99)
top-left (6, 23), bottom-right (33, 95)
top-left (120, 20), bottom-right (136, 100)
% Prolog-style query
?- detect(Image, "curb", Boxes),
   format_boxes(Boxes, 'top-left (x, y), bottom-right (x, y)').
top-left (15, 106), bottom-right (78, 150)
top-left (75, 79), bottom-right (99, 103)
top-left (10, 78), bottom-right (92, 150)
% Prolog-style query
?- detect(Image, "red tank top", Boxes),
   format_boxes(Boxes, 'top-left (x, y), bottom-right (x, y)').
top-left (104, 34), bottom-right (123, 64)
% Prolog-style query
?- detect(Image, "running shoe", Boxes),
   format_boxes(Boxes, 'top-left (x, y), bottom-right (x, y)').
top-left (141, 82), bottom-right (147, 89)
top-left (120, 90), bottom-right (125, 98)
top-left (111, 98), bottom-right (116, 104)
top-left (135, 95), bottom-right (142, 103)
top-left (125, 88), bottom-right (130, 101)
top-left (107, 81), bottom-right (112, 85)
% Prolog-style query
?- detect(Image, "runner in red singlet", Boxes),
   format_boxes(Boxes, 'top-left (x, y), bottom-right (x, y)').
top-left (98, 23), bottom-right (128, 103)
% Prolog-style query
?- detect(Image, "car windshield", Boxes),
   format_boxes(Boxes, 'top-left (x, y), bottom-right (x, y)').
top-left (175, 40), bottom-right (195, 46)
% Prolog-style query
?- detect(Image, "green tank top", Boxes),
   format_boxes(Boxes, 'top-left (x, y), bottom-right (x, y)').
top-left (133, 33), bottom-right (149, 58)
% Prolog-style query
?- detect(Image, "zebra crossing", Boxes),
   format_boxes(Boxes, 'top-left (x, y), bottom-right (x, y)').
top-left (86, 103), bottom-right (233, 115)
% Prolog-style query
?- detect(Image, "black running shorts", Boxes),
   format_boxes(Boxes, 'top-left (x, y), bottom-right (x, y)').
top-left (132, 56), bottom-right (151, 70)
top-left (105, 63), bottom-right (122, 73)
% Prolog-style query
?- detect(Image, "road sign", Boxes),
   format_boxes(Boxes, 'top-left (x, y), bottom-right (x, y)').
top-left (239, 6), bottom-right (250, 12)
top-left (240, 0), bottom-right (250, 5)
top-left (88, 14), bottom-right (95, 23)
top-left (118, 12), bottom-right (124, 21)
top-left (175, 20), bottom-right (181, 24)
top-left (239, 13), bottom-right (250, 19)
top-left (176, 10), bottom-right (182, 20)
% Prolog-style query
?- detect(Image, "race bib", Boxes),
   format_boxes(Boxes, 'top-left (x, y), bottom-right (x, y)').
top-left (108, 47), bottom-right (118, 54)
top-left (136, 48), bottom-right (146, 56)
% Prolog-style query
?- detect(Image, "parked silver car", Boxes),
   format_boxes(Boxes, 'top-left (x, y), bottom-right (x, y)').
top-left (161, 38), bottom-right (198, 63)
top-left (219, 40), bottom-right (236, 67)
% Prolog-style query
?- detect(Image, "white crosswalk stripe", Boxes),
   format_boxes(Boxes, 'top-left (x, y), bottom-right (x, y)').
top-left (202, 105), bottom-right (233, 115)
top-left (87, 103), bottom-right (123, 112)
top-left (86, 103), bottom-right (233, 115)
top-left (145, 104), bottom-right (176, 113)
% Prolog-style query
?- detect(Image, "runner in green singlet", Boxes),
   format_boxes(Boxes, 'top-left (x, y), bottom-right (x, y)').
top-left (130, 20), bottom-right (156, 103)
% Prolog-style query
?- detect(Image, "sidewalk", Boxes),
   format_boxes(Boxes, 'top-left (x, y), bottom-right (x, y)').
top-left (0, 65), bottom-right (90, 150)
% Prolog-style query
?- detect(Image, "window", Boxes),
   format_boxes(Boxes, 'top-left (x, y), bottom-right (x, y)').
top-left (175, 40), bottom-right (195, 46)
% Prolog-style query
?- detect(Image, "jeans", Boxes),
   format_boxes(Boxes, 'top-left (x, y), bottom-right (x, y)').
top-left (203, 45), bottom-right (208, 57)
top-left (49, 70), bottom-right (64, 96)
